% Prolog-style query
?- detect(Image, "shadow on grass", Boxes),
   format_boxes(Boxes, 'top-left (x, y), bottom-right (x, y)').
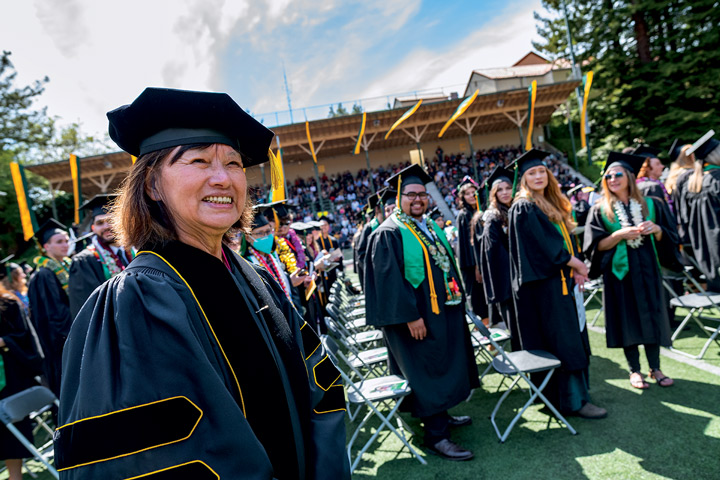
top-left (349, 348), bottom-right (720, 480)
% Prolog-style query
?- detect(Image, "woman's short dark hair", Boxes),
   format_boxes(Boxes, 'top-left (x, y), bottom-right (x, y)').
top-left (110, 143), bottom-right (254, 250)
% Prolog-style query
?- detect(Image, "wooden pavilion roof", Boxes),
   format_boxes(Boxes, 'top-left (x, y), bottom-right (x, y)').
top-left (26, 79), bottom-right (579, 197)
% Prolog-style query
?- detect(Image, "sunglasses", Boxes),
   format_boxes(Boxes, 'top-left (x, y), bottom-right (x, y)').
top-left (604, 171), bottom-right (625, 180)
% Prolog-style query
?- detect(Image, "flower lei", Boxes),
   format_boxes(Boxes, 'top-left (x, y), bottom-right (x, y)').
top-left (614, 199), bottom-right (644, 249)
top-left (275, 236), bottom-right (298, 274)
top-left (33, 256), bottom-right (71, 289)
top-left (251, 246), bottom-right (291, 299)
top-left (394, 208), bottom-right (463, 305)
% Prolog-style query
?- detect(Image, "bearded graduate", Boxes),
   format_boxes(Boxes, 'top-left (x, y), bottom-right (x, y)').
top-left (364, 164), bottom-right (478, 461)
top-left (508, 149), bottom-right (606, 419)
top-left (683, 131), bottom-right (720, 291)
top-left (474, 167), bottom-right (520, 351)
top-left (56, 88), bottom-right (350, 480)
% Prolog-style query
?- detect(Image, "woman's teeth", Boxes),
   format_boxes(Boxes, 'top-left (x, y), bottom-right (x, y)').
top-left (203, 196), bottom-right (233, 204)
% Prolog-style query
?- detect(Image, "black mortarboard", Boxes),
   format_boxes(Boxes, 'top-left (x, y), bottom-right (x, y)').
top-left (80, 194), bottom-right (117, 220)
top-left (687, 130), bottom-right (719, 160)
top-left (385, 164), bottom-right (433, 195)
top-left (632, 145), bottom-right (662, 159)
top-left (483, 166), bottom-right (513, 190)
top-left (261, 200), bottom-right (290, 219)
top-left (367, 193), bottom-right (380, 212)
top-left (379, 188), bottom-right (397, 206)
top-left (107, 87), bottom-right (274, 167)
top-left (667, 139), bottom-right (686, 163)
top-left (508, 149), bottom-right (551, 178)
top-left (36, 219), bottom-right (68, 245)
top-left (251, 204), bottom-right (272, 230)
top-left (429, 207), bottom-right (443, 220)
top-left (318, 215), bottom-right (333, 224)
top-left (456, 175), bottom-right (477, 191)
top-left (605, 151), bottom-right (646, 176)
top-left (0, 254), bottom-right (15, 281)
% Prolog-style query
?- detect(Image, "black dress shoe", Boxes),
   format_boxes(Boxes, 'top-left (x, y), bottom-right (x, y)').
top-left (448, 415), bottom-right (472, 427)
top-left (425, 439), bottom-right (474, 461)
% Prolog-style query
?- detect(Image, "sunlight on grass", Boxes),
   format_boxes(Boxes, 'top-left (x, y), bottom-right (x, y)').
top-left (661, 401), bottom-right (720, 439)
top-left (576, 449), bottom-right (671, 480)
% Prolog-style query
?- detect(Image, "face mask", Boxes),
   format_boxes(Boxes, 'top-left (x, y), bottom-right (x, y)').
top-left (253, 234), bottom-right (274, 254)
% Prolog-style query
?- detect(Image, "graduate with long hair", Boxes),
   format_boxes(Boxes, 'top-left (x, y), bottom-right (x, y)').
top-left (584, 152), bottom-right (679, 389)
top-left (472, 167), bottom-right (520, 350)
top-left (508, 149), bottom-right (606, 419)
top-left (455, 176), bottom-right (488, 320)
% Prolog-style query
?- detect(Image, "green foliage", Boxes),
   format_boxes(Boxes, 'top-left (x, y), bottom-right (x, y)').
top-left (328, 103), bottom-right (351, 118)
top-left (534, 0), bottom-right (720, 153)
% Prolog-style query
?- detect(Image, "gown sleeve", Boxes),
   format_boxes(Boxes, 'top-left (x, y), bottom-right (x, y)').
top-left (649, 196), bottom-right (682, 272)
top-left (252, 266), bottom-right (351, 480)
top-left (583, 203), bottom-right (613, 279)
top-left (68, 252), bottom-right (106, 319)
top-left (0, 299), bottom-right (43, 376)
top-left (27, 268), bottom-right (71, 357)
top-left (480, 215), bottom-right (511, 304)
top-left (455, 210), bottom-right (476, 268)
top-left (364, 226), bottom-right (421, 326)
top-left (355, 224), bottom-right (372, 288)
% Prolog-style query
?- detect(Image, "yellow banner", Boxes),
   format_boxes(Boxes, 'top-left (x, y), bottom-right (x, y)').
top-left (385, 100), bottom-right (422, 140)
top-left (305, 121), bottom-right (318, 164)
top-left (525, 80), bottom-right (537, 151)
top-left (10, 162), bottom-right (36, 241)
top-left (438, 90), bottom-right (479, 138)
top-left (580, 71), bottom-right (593, 149)
top-left (269, 148), bottom-right (286, 202)
top-left (69, 154), bottom-right (81, 224)
top-left (354, 112), bottom-right (367, 155)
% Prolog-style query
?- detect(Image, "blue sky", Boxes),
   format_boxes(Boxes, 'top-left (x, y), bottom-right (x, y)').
top-left (2, 0), bottom-right (546, 138)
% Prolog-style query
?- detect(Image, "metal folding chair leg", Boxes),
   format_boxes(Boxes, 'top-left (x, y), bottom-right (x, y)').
top-left (3, 423), bottom-right (59, 478)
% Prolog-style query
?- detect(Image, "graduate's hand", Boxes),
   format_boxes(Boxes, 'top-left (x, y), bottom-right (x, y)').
top-left (303, 275), bottom-right (314, 287)
top-left (637, 221), bottom-right (660, 236)
top-left (574, 273), bottom-right (588, 291)
top-left (290, 270), bottom-right (306, 287)
top-left (613, 226), bottom-right (642, 240)
top-left (407, 318), bottom-right (427, 340)
top-left (567, 256), bottom-right (588, 278)
top-left (475, 266), bottom-right (482, 283)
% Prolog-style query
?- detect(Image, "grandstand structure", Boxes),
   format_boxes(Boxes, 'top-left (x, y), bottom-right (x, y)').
top-left (27, 52), bottom-right (580, 197)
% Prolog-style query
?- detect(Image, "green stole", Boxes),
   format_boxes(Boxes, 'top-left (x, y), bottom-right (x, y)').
top-left (704, 165), bottom-right (720, 172)
top-left (390, 214), bottom-right (456, 289)
top-left (370, 218), bottom-right (380, 231)
top-left (600, 197), bottom-right (660, 280)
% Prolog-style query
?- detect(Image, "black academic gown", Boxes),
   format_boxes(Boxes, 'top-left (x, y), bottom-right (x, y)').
top-left (672, 169), bottom-right (693, 245)
top-left (27, 267), bottom-right (72, 397)
top-left (685, 169), bottom-right (720, 289)
top-left (364, 215), bottom-right (479, 418)
top-left (455, 205), bottom-right (487, 317)
top-left (476, 210), bottom-right (520, 351)
top-left (0, 297), bottom-right (43, 459)
top-left (56, 241), bottom-right (350, 480)
top-left (67, 249), bottom-right (106, 319)
top-left (355, 221), bottom-right (376, 289)
top-left (508, 198), bottom-right (590, 372)
top-left (584, 197), bottom-right (677, 348)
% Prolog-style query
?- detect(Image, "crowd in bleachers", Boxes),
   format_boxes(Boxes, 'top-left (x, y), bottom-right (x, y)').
top-left (249, 145), bottom-right (584, 247)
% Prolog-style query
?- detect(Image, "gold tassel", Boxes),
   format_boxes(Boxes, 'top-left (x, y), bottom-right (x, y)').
top-left (560, 269), bottom-right (569, 296)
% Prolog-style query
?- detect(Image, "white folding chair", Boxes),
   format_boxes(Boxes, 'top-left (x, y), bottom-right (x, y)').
top-left (583, 278), bottom-right (604, 327)
top-left (322, 336), bottom-right (426, 471)
top-left (0, 386), bottom-right (60, 479)
top-left (467, 312), bottom-right (577, 443)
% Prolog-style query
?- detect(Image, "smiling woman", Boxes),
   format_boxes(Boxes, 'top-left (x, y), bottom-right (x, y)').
top-left (56, 88), bottom-right (350, 480)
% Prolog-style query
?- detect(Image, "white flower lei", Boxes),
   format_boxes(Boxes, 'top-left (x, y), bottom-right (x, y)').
top-left (614, 199), bottom-right (645, 248)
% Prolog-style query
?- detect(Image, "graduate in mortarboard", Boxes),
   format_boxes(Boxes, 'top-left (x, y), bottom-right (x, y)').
top-left (681, 131), bottom-right (720, 291)
top-left (584, 151), bottom-right (680, 389)
top-left (508, 149), bottom-right (607, 419)
top-left (428, 206), bottom-right (444, 230)
top-left (474, 167), bottom-right (520, 351)
top-left (67, 194), bottom-right (134, 318)
top-left (454, 176), bottom-right (488, 321)
top-left (264, 200), bottom-right (307, 271)
top-left (364, 164), bottom-right (478, 461)
top-left (56, 87), bottom-right (349, 479)
top-left (633, 145), bottom-right (674, 212)
top-left (26, 219), bottom-right (72, 397)
top-left (665, 138), bottom-right (693, 196)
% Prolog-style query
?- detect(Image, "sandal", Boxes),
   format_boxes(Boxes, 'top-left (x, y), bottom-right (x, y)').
top-left (649, 369), bottom-right (674, 387)
top-left (630, 372), bottom-right (649, 389)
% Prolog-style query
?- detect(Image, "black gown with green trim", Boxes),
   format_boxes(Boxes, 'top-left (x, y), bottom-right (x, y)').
top-left (56, 241), bottom-right (349, 480)
top-left (584, 197), bottom-right (677, 348)
top-left (364, 215), bottom-right (479, 418)
top-left (455, 205), bottom-right (488, 317)
top-left (509, 198), bottom-right (591, 411)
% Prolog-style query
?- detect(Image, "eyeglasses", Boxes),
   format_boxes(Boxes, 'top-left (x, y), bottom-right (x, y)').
top-left (604, 171), bottom-right (625, 180)
top-left (402, 192), bottom-right (429, 200)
